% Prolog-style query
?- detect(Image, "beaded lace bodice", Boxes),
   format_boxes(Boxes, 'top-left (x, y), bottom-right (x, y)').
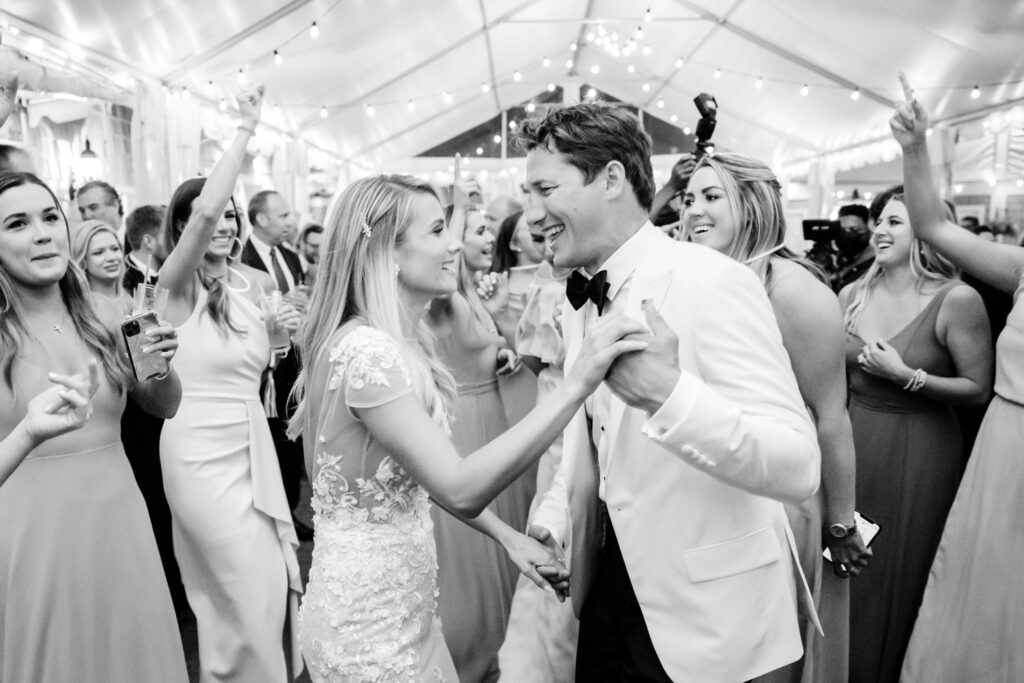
top-left (300, 325), bottom-right (452, 682)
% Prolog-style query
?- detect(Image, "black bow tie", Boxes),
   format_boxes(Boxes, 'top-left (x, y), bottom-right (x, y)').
top-left (566, 269), bottom-right (610, 315)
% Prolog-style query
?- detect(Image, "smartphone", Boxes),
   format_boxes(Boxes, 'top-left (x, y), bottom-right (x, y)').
top-left (823, 510), bottom-right (881, 562)
top-left (121, 311), bottom-right (170, 381)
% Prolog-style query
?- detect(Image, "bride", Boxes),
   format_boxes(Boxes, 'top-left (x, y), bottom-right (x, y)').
top-left (288, 174), bottom-right (645, 681)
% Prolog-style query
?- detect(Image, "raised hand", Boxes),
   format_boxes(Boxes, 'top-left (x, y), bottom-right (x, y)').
top-left (603, 301), bottom-right (681, 413)
top-left (237, 84), bottom-right (265, 130)
top-left (669, 154), bottom-right (697, 192)
top-left (23, 358), bottom-right (101, 445)
top-left (566, 312), bottom-right (650, 397)
top-left (889, 72), bottom-right (929, 149)
top-left (0, 71), bottom-right (19, 128)
top-left (476, 270), bottom-right (510, 316)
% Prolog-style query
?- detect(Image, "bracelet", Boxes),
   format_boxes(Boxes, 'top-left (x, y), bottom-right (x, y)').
top-left (902, 368), bottom-right (927, 392)
top-left (237, 124), bottom-right (257, 135)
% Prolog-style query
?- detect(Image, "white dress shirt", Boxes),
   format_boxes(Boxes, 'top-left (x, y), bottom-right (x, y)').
top-left (249, 233), bottom-right (296, 292)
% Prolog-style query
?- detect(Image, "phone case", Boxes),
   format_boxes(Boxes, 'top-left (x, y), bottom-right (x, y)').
top-left (122, 312), bottom-right (170, 381)
top-left (823, 510), bottom-right (881, 563)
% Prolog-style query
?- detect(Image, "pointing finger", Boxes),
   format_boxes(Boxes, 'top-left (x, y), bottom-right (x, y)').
top-left (898, 72), bottom-right (915, 104)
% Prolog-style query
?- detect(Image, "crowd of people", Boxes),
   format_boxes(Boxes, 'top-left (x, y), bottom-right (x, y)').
top-left (1, 67), bottom-right (1021, 683)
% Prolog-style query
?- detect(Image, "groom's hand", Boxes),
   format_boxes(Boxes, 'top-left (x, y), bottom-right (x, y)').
top-left (528, 524), bottom-right (570, 601)
top-left (605, 301), bottom-right (681, 414)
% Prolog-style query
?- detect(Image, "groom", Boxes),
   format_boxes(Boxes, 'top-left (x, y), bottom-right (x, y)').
top-left (521, 104), bottom-right (821, 681)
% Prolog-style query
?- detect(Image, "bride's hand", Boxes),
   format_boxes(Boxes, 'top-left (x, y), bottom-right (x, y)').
top-left (564, 312), bottom-right (650, 399)
top-left (502, 530), bottom-right (570, 594)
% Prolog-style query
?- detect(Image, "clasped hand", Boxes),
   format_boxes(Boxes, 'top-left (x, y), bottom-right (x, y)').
top-left (602, 302), bottom-right (681, 414)
top-left (857, 339), bottom-right (909, 383)
top-left (505, 529), bottom-right (570, 599)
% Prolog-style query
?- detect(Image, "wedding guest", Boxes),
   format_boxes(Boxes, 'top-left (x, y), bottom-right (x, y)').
top-left (77, 179), bottom-right (126, 243)
top-left (488, 210), bottom-right (545, 343)
top-left (483, 194), bottom-right (522, 235)
top-left (840, 181), bottom-right (992, 682)
top-left (0, 143), bottom-right (34, 174)
top-left (0, 170), bottom-right (186, 683)
top-left (682, 151), bottom-right (871, 683)
top-left (287, 172), bottom-right (643, 681)
top-left (892, 74), bottom-right (1024, 682)
top-left (158, 86), bottom-right (304, 682)
top-left (123, 204), bottom-right (165, 291)
top-left (70, 219), bottom-right (127, 307)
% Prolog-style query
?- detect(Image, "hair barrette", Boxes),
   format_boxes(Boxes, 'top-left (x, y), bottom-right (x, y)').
top-left (361, 219), bottom-right (373, 239)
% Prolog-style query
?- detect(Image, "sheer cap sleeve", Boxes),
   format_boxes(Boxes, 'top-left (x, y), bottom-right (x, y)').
top-left (328, 326), bottom-right (414, 411)
top-left (515, 263), bottom-right (568, 367)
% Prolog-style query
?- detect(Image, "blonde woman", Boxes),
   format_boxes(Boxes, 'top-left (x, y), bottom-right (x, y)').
top-left (681, 151), bottom-right (868, 682)
top-left (288, 174), bottom-right (644, 682)
top-left (839, 184), bottom-right (992, 682)
top-left (70, 219), bottom-right (127, 307)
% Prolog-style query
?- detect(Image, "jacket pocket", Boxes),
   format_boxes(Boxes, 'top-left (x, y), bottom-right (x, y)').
top-left (683, 526), bottom-right (782, 583)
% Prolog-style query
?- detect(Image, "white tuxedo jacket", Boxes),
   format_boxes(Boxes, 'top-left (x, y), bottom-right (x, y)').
top-left (533, 225), bottom-right (821, 682)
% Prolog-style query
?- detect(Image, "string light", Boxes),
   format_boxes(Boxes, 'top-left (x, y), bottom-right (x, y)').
top-left (643, 8), bottom-right (653, 23)
top-left (642, 82), bottom-right (651, 92)
top-left (547, 82), bottom-right (556, 92)
top-left (850, 88), bottom-right (861, 101)
top-left (635, 27), bottom-right (644, 41)
top-left (642, 45), bottom-right (652, 56)
top-left (971, 85), bottom-right (981, 99)
top-left (406, 100), bottom-right (415, 111)
top-left (714, 68), bottom-right (722, 79)
top-left (586, 31), bottom-right (596, 43)
top-left (542, 56), bottom-right (550, 68)
top-left (273, 104), bottom-right (281, 115)
top-left (181, 89), bottom-right (191, 100)
top-left (670, 114), bottom-right (678, 123)
top-left (755, 76), bottom-right (763, 89)
top-left (442, 92), bottom-right (453, 104)
top-left (569, 41), bottom-right (578, 52)
top-left (310, 22), bottom-right (320, 39)
top-left (525, 102), bottom-right (536, 113)
top-left (586, 88), bottom-right (598, 100)
top-left (274, 50), bottom-right (283, 65)
top-left (364, 104), bottom-right (375, 116)
top-left (513, 71), bottom-right (522, 81)
top-left (627, 63), bottom-right (636, 74)
top-left (800, 83), bottom-right (809, 96)
top-left (481, 82), bottom-right (490, 93)
top-left (320, 105), bottom-right (328, 118)
top-left (237, 68), bottom-right (247, 85)
top-left (590, 64), bottom-right (600, 74)
top-left (656, 99), bottom-right (665, 108)
top-left (493, 134), bottom-right (501, 144)
top-left (675, 58), bottom-right (684, 68)
top-left (683, 125), bottom-right (692, 135)
top-left (206, 80), bottom-right (216, 95)
top-left (565, 59), bottom-right (574, 68)
top-left (219, 98), bottom-right (227, 111)
top-left (476, 146), bottom-right (484, 155)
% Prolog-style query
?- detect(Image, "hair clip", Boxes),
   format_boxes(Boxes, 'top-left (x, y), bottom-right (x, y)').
top-left (361, 219), bottom-right (373, 239)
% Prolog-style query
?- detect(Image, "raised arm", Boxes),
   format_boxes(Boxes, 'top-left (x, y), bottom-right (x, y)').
top-left (158, 85), bottom-right (264, 296)
top-left (360, 314), bottom-right (646, 519)
top-left (892, 73), bottom-right (1024, 294)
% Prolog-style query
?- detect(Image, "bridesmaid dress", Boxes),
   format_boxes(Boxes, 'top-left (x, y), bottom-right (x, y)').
top-left (0, 335), bottom-right (187, 682)
top-left (159, 273), bottom-right (302, 682)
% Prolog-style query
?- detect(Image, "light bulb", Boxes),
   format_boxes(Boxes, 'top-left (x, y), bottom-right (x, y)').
top-left (683, 125), bottom-right (692, 135)
top-left (481, 82), bottom-right (490, 93)
top-left (590, 64), bottom-right (600, 74)
top-left (237, 68), bottom-right (247, 85)
top-left (442, 92), bottom-right (453, 104)
top-left (714, 68), bottom-right (722, 79)
top-left (627, 63), bottom-right (636, 74)
top-left (657, 99), bottom-right (665, 108)
top-left (364, 104), bottom-right (375, 117)
top-left (675, 58), bottom-right (684, 69)
top-left (569, 41), bottom-right (578, 52)
top-left (310, 22), bottom-right (320, 39)
top-left (970, 85), bottom-right (980, 99)
top-left (850, 88), bottom-right (861, 101)
top-left (219, 98), bottom-right (227, 111)
top-left (542, 56), bottom-right (550, 68)
top-left (406, 100), bottom-right (415, 112)
top-left (320, 106), bottom-right (328, 118)
top-left (476, 147), bottom-right (483, 155)
top-left (642, 82), bottom-right (650, 92)
top-left (274, 50), bottom-right (283, 65)
top-left (670, 114), bottom-right (678, 123)
top-left (493, 134), bottom-right (501, 144)
top-left (513, 71), bottom-right (522, 81)
top-left (800, 84), bottom-right (809, 96)
top-left (755, 76), bottom-right (763, 89)
top-left (547, 82), bottom-right (556, 92)
top-left (644, 8), bottom-right (653, 23)
top-left (586, 88), bottom-right (597, 100)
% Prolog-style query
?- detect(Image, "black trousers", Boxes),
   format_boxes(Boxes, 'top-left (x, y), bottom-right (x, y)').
top-left (576, 512), bottom-right (674, 682)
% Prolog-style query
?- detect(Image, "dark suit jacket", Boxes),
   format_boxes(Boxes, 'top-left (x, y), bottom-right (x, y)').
top-left (241, 238), bottom-right (304, 418)
top-left (123, 257), bottom-right (158, 293)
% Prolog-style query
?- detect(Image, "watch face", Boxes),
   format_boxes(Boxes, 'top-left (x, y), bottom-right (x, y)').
top-left (830, 524), bottom-right (849, 538)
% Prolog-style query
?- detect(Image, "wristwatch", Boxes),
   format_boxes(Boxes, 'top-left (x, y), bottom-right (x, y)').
top-left (828, 521), bottom-right (858, 539)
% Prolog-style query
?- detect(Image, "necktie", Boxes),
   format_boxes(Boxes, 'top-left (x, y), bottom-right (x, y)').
top-left (269, 246), bottom-right (291, 294)
top-left (566, 269), bottom-right (610, 315)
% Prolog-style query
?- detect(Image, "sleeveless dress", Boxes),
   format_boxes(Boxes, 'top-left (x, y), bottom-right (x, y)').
top-left (159, 276), bottom-right (302, 682)
top-left (298, 324), bottom-right (457, 682)
top-left (845, 284), bottom-right (964, 682)
top-left (498, 262), bottom-right (579, 683)
top-left (0, 338), bottom-right (187, 682)
top-left (901, 277), bottom-right (1024, 681)
top-left (429, 301), bottom-right (526, 683)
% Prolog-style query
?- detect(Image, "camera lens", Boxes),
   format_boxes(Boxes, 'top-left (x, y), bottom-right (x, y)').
top-left (126, 321), bottom-right (139, 334)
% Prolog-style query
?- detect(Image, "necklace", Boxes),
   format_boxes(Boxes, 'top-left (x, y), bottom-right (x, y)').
top-left (53, 324), bottom-right (64, 335)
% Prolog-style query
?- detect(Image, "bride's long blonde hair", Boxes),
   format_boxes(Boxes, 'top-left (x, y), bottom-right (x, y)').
top-left (288, 175), bottom-right (456, 439)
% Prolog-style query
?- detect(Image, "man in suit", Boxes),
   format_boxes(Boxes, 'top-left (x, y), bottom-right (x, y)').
top-left (122, 204), bottom-right (165, 293)
top-left (243, 190), bottom-right (313, 541)
top-left (523, 104), bottom-right (821, 681)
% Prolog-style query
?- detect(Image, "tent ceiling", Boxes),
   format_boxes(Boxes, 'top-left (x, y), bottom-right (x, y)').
top-left (5, 0), bottom-right (1024, 170)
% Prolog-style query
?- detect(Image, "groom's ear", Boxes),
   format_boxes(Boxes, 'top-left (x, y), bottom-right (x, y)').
top-left (603, 160), bottom-right (627, 201)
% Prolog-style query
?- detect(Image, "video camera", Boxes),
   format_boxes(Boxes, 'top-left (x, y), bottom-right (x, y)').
top-left (802, 219), bottom-right (841, 243)
top-left (692, 93), bottom-right (718, 162)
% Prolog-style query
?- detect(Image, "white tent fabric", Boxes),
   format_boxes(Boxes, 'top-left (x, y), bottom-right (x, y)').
top-left (2, 0), bottom-right (1023, 172)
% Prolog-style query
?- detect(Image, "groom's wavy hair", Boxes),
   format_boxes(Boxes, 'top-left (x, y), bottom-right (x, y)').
top-left (517, 103), bottom-right (656, 212)
top-left (0, 172), bottom-right (129, 391)
top-left (288, 175), bottom-right (457, 440)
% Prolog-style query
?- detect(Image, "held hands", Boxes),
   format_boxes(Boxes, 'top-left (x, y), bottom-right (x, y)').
top-left (857, 339), bottom-right (910, 384)
top-left (23, 359), bottom-right (101, 445)
top-left (825, 529), bottom-right (873, 579)
top-left (0, 71), bottom-right (18, 129)
top-left (604, 302), bottom-right (681, 414)
top-left (505, 528), bottom-right (570, 598)
top-left (889, 73), bottom-right (929, 150)
top-left (495, 347), bottom-right (522, 376)
top-left (567, 313), bottom-right (650, 398)
top-left (237, 84), bottom-right (265, 130)
top-left (143, 320), bottom-right (180, 362)
top-left (527, 525), bottom-right (571, 601)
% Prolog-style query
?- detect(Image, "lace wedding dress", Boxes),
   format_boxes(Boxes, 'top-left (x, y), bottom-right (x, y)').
top-left (299, 325), bottom-right (457, 682)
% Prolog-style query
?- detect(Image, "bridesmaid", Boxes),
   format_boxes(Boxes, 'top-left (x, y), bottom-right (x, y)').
top-left (893, 74), bottom-right (1024, 681)
top-left (0, 171), bottom-right (186, 682)
top-left (157, 85), bottom-right (303, 682)
top-left (69, 219), bottom-right (128, 308)
top-left (839, 182), bottom-right (992, 682)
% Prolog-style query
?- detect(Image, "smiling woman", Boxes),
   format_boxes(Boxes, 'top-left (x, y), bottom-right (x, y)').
top-left (0, 171), bottom-right (187, 683)
top-left (70, 219), bottom-right (125, 305)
